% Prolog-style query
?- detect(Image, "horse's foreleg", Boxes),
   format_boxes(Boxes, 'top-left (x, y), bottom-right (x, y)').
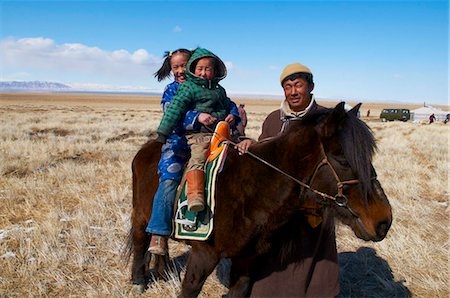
top-left (225, 258), bottom-right (252, 297)
top-left (226, 275), bottom-right (251, 298)
top-left (179, 243), bottom-right (220, 298)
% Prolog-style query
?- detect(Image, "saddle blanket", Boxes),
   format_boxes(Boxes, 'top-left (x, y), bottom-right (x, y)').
top-left (174, 142), bottom-right (229, 240)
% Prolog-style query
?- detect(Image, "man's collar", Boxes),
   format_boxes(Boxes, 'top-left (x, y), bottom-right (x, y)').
top-left (280, 94), bottom-right (316, 119)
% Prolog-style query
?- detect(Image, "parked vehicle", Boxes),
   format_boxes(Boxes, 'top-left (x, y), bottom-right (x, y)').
top-left (380, 108), bottom-right (410, 122)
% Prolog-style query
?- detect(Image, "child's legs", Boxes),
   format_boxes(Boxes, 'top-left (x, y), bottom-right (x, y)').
top-left (146, 179), bottom-right (179, 236)
top-left (186, 133), bottom-right (212, 170)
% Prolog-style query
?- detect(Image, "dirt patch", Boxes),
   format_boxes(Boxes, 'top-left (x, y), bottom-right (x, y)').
top-left (29, 127), bottom-right (72, 137)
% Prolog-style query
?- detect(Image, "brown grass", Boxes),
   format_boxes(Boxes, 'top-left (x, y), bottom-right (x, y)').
top-left (0, 93), bottom-right (448, 297)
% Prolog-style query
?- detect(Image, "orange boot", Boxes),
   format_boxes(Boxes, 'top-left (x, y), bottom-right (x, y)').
top-left (186, 169), bottom-right (205, 212)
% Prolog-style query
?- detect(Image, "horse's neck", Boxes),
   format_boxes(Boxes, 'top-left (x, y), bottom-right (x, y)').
top-left (260, 132), bottom-right (319, 179)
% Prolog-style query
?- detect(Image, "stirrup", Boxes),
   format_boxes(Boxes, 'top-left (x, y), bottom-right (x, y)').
top-left (175, 200), bottom-right (197, 226)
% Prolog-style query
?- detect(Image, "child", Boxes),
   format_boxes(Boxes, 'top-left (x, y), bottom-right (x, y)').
top-left (146, 48), bottom-right (196, 256)
top-left (156, 48), bottom-right (239, 215)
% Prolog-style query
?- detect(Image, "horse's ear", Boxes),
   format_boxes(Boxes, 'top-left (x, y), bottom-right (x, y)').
top-left (316, 101), bottom-right (347, 138)
top-left (349, 103), bottom-right (362, 117)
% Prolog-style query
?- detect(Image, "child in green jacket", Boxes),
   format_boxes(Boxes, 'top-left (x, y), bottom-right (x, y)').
top-left (156, 48), bottom-right (239, 212)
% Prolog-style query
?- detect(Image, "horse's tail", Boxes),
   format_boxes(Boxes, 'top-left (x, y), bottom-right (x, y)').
top-left (123, 227), bottom-right (134, 265)
top-left (123, 139), bottom-right (162, 283)
top-left (123, 226), bottom-right (140, 266)
top-left (122, 152), bottom-right (140, 265)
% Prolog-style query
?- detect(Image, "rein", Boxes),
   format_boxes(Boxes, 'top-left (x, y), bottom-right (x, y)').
top-left (204, 125), bottom-right (361, 217)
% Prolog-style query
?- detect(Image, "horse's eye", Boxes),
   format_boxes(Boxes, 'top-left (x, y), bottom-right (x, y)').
top-left (337, 158), bottom-right (350, 167)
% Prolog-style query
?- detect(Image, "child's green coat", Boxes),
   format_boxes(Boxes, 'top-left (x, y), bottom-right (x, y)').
top-left (157, 48), bottom-right (233, 137)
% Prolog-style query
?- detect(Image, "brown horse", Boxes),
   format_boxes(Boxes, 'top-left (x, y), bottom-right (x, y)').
top-left (125, 102), bottom-right (392, 297)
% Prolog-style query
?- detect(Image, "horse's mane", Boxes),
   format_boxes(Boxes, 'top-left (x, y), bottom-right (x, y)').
top-left (340, 112), bottom-right (377, 198)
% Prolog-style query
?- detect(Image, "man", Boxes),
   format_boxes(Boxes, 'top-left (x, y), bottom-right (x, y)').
top-left (236, 63), bottom-right (340, 297)
top-left (237, 103), bottom-right (248, 136)
top-left (429, 113), bottom-right (436, 124)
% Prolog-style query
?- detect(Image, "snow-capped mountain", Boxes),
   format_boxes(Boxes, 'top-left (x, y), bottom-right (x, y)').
top-left (0, 81), bottom-right (71, 92)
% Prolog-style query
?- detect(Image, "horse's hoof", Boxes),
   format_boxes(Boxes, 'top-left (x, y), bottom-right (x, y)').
top-left (132, 284), bottom-right (146, 294)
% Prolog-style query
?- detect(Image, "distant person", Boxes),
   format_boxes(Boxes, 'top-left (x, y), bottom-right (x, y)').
top-left (237, 103), bottom-right (247, 136)
top-left (429, 113), bottom-right (436, 124)
top-left (156, 48), bottom-right (240, 214)
top-left (236, 62), bottom-right (339, 297)
top-left (367, 109), bottom-right (371, 117)
top-left (445, 114), bottom-right (450, 124)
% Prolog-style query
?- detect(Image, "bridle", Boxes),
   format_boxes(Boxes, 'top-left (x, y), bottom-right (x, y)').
top-left (205, 125), bottom-right (364, 217)
top-left (305, 143), bottom-right (361, 217)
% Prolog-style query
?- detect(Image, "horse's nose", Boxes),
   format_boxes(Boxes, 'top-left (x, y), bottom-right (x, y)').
top-left (376, 219), bottom-right (391, 240)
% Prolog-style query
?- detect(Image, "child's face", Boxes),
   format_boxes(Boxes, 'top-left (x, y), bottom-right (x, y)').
top-left (170, 53), bottom-right (189, 83)
top-left (194, 58), bottom-right (215, 80)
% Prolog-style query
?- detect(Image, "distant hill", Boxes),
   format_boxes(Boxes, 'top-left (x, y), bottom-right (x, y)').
top-left (0, 81), bottom-right (71, 92)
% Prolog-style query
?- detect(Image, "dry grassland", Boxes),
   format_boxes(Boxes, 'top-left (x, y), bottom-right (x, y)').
top-left (0, 93), bottom-right (448, 297)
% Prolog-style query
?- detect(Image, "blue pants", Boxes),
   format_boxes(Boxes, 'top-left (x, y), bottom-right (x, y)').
top-left (145, 179), bottom-right (179, 236)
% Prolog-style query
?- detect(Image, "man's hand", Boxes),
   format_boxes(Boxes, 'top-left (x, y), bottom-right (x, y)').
top-left (198, 113), bottom-right (217, 126)
top-left (235, 139), bottom-right (254, 155)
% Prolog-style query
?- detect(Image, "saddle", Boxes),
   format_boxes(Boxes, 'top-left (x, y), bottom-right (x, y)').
top-left (173, 121), bottom-right (230, 240)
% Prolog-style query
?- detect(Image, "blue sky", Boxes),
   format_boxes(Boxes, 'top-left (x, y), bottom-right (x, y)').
top-left (1, 0), bottom-right (448, 104)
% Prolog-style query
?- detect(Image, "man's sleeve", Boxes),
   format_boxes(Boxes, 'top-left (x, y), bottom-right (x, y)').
top-left (258, 116), bottom-right (271, 141)
top-left (258, 110), bottom-right (282, 141)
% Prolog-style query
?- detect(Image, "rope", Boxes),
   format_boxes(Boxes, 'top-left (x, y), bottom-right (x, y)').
top-left (203, 125), bottom-right (339, 202)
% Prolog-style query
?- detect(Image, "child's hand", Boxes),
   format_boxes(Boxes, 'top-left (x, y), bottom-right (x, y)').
top-left (198, 113), bottom-right (217, 126)
top-left (224, 114), bottom-right (236, 125)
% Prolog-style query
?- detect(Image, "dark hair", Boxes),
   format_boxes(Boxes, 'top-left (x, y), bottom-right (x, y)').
top-left (282, 72), bottom-right (314, 86)
top-left (154, 48), bottom-right (192, 82)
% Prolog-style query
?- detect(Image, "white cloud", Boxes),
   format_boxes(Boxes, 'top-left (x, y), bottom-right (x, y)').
top-left (1, 71), bottom-right (31, 80)
top-left (224, 61), bottom-right (234, 70)
top-left (19, 37), bottom-right (54, 49)
top-left (0, 37), bottom-right (162, 80)
top-left (131, 49), bottom-right (150, 64)
top-left (68, 82), bottom-right (158, 92)
top-left (173, 25), bottom-right (182, 33)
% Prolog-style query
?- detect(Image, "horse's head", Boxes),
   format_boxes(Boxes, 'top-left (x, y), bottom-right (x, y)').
top-left (300, 102), bottom-right (392, 242)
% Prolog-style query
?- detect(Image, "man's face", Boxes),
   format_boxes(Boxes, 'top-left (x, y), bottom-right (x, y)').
top-left (170, 53), bottom-right (189, 83)
top-left (282, 77), bottom-right (314, 112)
top-left (194, 58), bottom-right (215, 80)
